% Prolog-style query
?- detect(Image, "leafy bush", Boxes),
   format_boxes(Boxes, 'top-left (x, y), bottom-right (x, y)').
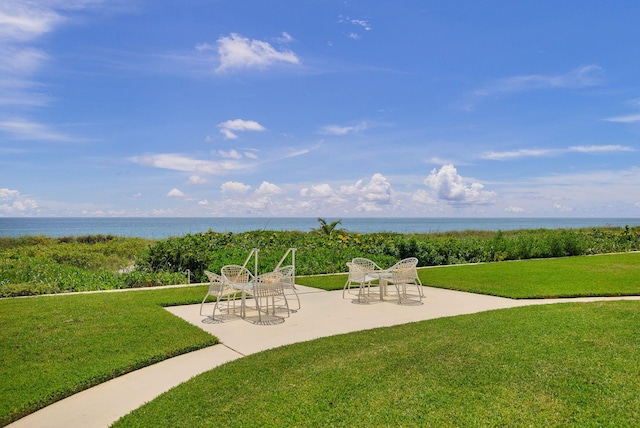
top-left (2, 226), bottom-right (639, 297)
top-left (137, 226), bottom-right (640, 280)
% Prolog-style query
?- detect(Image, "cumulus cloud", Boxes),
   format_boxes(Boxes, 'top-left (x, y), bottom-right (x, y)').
top-left (167, 188), bottom-right (185, 197)
top-left (255, 181), bottom-right (283, 196)
top-left (300, 183), bottom-right (336, 199)
top-left (425, 164), bottom-right (496, 204)
top-left (218, 119), bottom-right (266, 139)
top-left (359, 173), bottom-right (392, 203)
top-left (411, 189), bottom-right (435, 205)
top-left (221, 181), bottom-right (251, 194)
top-left (0, 187), bottom-right (38, 213)
top-left (0, 188), bottom-right (20, 200)
top-left (206, 33), bottom-right (300, 73)
top-left (504, 205), bottom-right (525, 213)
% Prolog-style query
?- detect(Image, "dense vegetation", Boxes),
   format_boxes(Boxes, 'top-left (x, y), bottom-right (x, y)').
top-left (0, 235), bottom-right (185, 297)
top-left (137, 225), bottom-right (640, 282)
top-left (2, 225), bottom-right (639, 297)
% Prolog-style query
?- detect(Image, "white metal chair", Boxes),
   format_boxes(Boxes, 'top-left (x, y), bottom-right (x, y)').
top-left (344, 258), bottom-right (380, 303)
top-left (387, 257), bottom-right (423, 305)
top-left (221, 264), bottom-right (255, 318)
top-left (247, 271), bottom-right (290, 325)
top-left (277, 264), bottom-right (300, 311)
top-left (200, 271), bottom-right (239, 323)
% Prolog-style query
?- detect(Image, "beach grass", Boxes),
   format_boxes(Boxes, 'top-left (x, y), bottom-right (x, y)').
top-left (112, 301), bottom-right (640, 427)
top-left (0, 286), bottom-right (217, 426)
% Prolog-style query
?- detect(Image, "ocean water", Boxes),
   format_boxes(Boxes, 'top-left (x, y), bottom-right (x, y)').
top-left (1, 217), bottom-right (640, 239)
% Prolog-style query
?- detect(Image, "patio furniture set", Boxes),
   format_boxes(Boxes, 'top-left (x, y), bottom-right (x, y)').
top-left (200, 249), bottom-right (424, 326)
top-left (343, 257), bottom-right (424, 305)
top-left (200, 248), bottom-right (299, 326)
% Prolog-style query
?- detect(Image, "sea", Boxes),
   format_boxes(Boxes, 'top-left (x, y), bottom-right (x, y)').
top-left (1, 217), bottom-right (640, 239)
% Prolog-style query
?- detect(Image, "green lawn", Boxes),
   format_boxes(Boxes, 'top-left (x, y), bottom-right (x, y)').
top-left (2, 252), bottom-right (640, 426)
top-left (421, 252), bottom-right (640, 298)
top-left (0, 286), bottom-right (217, 426)
top-left (113, 301), bottom-right (640, 427)
top-left (297, 252), bottom-right (640, 298)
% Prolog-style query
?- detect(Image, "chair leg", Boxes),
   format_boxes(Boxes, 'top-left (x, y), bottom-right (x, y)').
top-left (286, 286), bottom-right (301, 311)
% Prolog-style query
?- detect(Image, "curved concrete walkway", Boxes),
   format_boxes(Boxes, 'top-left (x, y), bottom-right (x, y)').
top-left (9, 285), bottom-right (640, 428)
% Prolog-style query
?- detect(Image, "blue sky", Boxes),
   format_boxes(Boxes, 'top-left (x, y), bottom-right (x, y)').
top-left (1, 0), bottom-right (639, 218)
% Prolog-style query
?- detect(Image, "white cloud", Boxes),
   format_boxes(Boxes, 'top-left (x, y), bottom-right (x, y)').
top-left (217, 149), bottom-right (244, 159)
top-left (604, 113), bottom-right (640, 123)
top-left (470, 65), bottom-right (604, 106)
top-left (167, 188), bottom-right (185, 197)
top-left (483, 145), bottom-right (634, 161)
top-left (0, 3), bottom-right (64, 42)
top-left (337, 174), bottom-right (393, 212)
top-left (411, 189), bottom-right (435, 205)
top-left (504, 205), bottom-right (525, 213)
top-left (255, 181), bottom-right (283, 196)
top-left (213, 33), bottom-right (300, 73)
top-left (482, 148), bottom-right (554, 160)
top-left (338, 15), bottom-right (372, 40)
top-left (300, 183), bottom-right (336, 198)
top-left (276, 32), bottom-right (293, 43)
top-left (0, 118), bottom-right (83, 142)
top-left (321, 121), bottom-right (368, 135)
top-left (0, 1), bottom-right (112, 107)
top-left (568, 145), bottom-right (634, 153)
top-left (425, 164), bottom-right (496, 204)
top-left (218, 118), bottom-right (266, 139)
top-left (360, 173), bottom-right (391, 203)
top-left (0, 188), bottom-right (20, 200)
top-left (189, 175), bottom-right (207, 185)
top-left (0, 187), bottom-right (38, 213)
top-left (130, 153), bottom-right (250, 175)
top-left (221, 181), bottom-right (251, 194)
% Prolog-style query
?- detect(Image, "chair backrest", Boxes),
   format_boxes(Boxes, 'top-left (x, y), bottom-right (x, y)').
top-left (389, 258), bottom-right (419, 284)
top-left (352, 258), bottom-right (379, 272)
top-left (221, 265), bottom-right (253, 285)
top-left (346, 262), bottom-right (369, 282)
top-left (205, 270), bottom-right (223, 283)
top-left (253, 272), bottom-right (286, 297)
top-left (276, 265), bottom-right (295, 287)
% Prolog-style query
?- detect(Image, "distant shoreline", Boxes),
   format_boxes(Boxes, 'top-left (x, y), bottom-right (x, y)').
top-left (2, 217), bottom-right (640, 239)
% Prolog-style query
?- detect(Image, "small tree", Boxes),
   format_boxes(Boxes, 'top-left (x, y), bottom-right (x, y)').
top-left (314, 218), bottom-right (343, 236)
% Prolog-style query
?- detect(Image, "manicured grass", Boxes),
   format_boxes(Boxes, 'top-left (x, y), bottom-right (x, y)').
top-left (422, 252), bottom-right (640, 298)
top-left (113, 301), bottom-right (640, 427)
top-left (296, 273), bottom-right (346, 290)
top-left (0, 286), bottom-right (217, 426)
top-left (3, 252), bottom-right (639, 425)
top-left (297, 252), bottom-right (640, 298)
